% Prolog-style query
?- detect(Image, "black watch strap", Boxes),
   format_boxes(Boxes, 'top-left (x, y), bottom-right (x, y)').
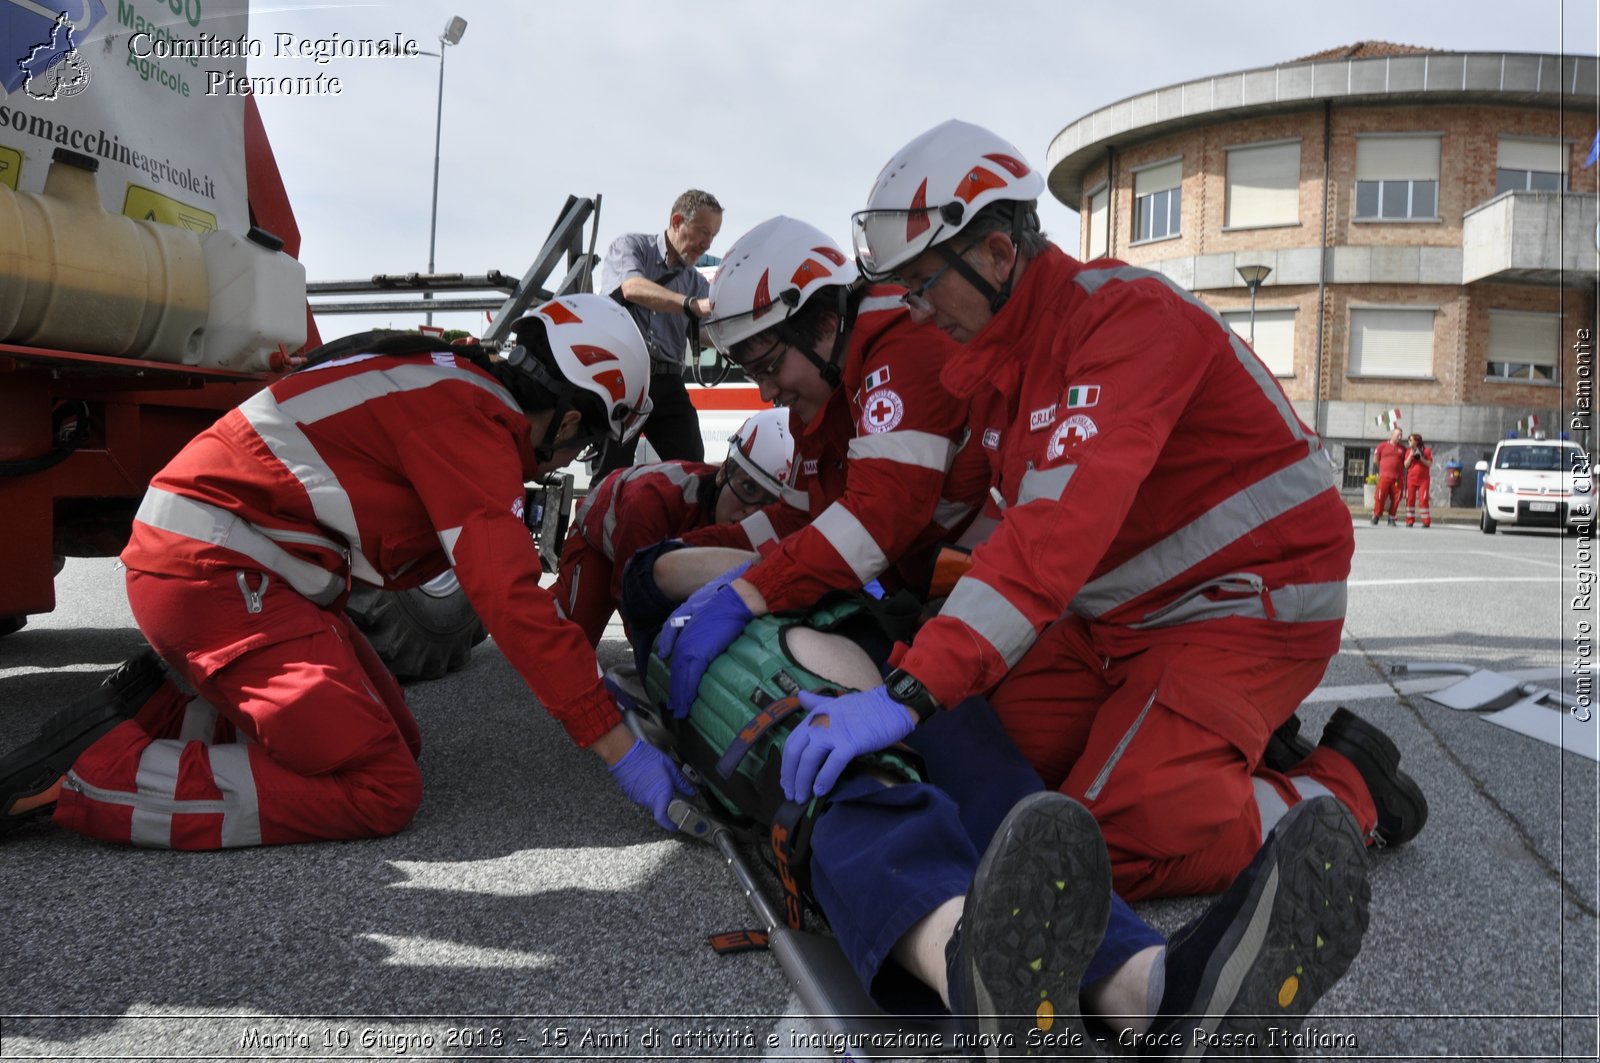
top-left (884, 668), bottom-right (940, 723)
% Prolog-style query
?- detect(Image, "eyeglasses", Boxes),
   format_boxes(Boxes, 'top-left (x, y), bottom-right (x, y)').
top-left (900, 261), bottom-right (953, 315)
top-left (723, 458), bottom-right (779, 506)
top-left (737, 335), bottom-right (790, 384)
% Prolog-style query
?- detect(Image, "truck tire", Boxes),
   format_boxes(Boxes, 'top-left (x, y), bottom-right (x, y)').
top-left (0, 615), bottom-right (26, 639)
top-left (345, 572), bottom-right (486, 682)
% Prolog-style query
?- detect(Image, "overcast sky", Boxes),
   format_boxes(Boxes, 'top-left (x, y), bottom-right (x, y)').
top-left (246, 0), bottom-right (1600, 340)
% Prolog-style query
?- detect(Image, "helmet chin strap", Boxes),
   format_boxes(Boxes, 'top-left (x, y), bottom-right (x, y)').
top-left (937, 206), bottom-right (1035, 314)
top-left (781, 286), bottom-right (854, 388)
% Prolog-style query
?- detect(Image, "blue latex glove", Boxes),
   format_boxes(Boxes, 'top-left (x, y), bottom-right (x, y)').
top-left (607, 739), bottom-right (695, 831)
top-left (654, 559), bottom-right (753, 659)
top-left (657, 580), bottom-right (755, 720)
top-left (780, 686), bottom-right (918, 803)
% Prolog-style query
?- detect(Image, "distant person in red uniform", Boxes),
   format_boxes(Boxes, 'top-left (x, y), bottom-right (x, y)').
top-left (551, 406), bottom-right (802, 645)
top-left (1404, 432), bottom-right (1433, 527)
top-left (0, 295), bottom-right (701, 847)
top-left (1372, 426), bottom-right (1406, 525)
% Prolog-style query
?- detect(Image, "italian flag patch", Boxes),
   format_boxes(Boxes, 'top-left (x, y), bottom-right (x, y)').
top-left (864, 366), bottom-right (891, 391)
top-left (1065, 384), bottom-right (1100, 409)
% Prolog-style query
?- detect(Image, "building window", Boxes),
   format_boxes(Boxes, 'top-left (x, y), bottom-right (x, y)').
top-left (1133, 159), bottom-right (1182, 242)
top-left (1354, 136), bottom-right (1440, 221)
top-left (1348, 307), bottom-right (1436, 378)
top-left (1222, 308), bottom-right (1296, 376)
top-left (1087, 184), bottom-right (1109, 258)
top-left (1495, 137), bottom-right (1568, 194)
top-left (1225, 141), bottom-right (1300, 228)
top-left (1486, 310), bottom-right (1560, 382)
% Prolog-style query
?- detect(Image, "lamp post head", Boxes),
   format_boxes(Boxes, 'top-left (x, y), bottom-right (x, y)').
top-left (1236, 263), bottom-right (1272, 291)
top-left (441, 16), bottom-right (467, 47)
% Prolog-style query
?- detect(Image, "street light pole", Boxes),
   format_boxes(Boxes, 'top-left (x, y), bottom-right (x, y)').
top-left (1236, 263), bottom-right (1272, 347)
top-left (425, 16), bottom-right (467, 326)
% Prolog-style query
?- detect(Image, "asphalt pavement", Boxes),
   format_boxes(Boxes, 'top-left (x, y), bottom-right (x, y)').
top-left (0, 520), bottom-right (1595, 1062)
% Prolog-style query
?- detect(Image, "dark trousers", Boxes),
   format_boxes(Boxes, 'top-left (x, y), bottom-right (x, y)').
top-left (594, 369), bottom-right (704, 480)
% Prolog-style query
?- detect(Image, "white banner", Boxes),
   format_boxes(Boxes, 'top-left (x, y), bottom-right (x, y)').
top-left (0, 0), bottom-right (249, 234)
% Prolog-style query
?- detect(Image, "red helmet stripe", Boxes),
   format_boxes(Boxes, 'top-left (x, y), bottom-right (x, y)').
top-left (955, 164), bottom-right (1006, 204)
top-left (540, 301), bottom-right (583, 325)
top-left (812, 244), bottom-right (847, 266)
top-left (570, 343), bottom-right (619, 366)
top-left (752, 269), bottom-right (775, 320)
top-left (905, 179), bottom-right (931, 240)
top-left (790, 257), bottom-right (834, 289)
top-left (592, 368), bottom-right (627, 402)
top-left (983, 152), bottom-right (1031, 179)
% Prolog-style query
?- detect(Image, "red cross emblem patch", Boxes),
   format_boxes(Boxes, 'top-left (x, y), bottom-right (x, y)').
top-left (862, 389), bottom-right (905, 434)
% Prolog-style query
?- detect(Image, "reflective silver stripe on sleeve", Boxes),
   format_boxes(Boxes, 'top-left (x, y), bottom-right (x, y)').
top-left (939, 577), bottom-right (1038, 669)
top-left (933, 498), bottom-right (973, 531)
top-left (135, 489), bottom-right (346, 606)
top-left (1017, 463), bottom-right (1076, 506)
top-left (1073, 264), bottom-right (1317, 451)
top-left (601, 464), bottom-right (700, 560)
top-left (1128, 579), bottom-right (1348, 630)
top-left (740, 509), bottom-right (778, 549)
top-left (439, 526), bottom-right (463, 566)
top-left (811, 503), bottom-right (890, 584)
top-left (209, 745), bottom-right (263, 848)
top-left (858, 294), bottom-right (906, 316)
top-left (846, 431), bottom-right (956, 472)
top-left (237, 389), bottom-right (381, 585)
top-left (238, 364), bottom-right (521, 587)
top-left (1073, 452), bottom-right (1338, 618)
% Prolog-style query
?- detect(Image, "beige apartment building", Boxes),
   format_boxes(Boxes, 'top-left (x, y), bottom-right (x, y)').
top-left (1045, 42), bottom-right (1598, 504)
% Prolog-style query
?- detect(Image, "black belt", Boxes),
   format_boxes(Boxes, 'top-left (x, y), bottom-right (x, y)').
top-left (651, 361), bottom-right (685, 377)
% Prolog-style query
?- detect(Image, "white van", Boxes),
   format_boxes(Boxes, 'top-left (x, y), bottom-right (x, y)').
top-left (1477, 438), bottom-right (1595, 534)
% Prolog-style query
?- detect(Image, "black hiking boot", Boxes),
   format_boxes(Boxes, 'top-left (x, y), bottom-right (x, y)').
top-left (945, 791), bottom-right (1110, 1059)
top-left (1318, 707), bottom-right (1429, 848)
top-left (1140, 796), bottom-right (1371, 1058)
top-left (1, 650), bottom-right (166, 836)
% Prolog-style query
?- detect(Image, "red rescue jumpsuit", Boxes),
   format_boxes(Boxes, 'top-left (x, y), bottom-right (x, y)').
top-left (57, 350), bottom-right (621, 848)
top-left (1373, 439), bottom-right (1407, 520)
top-left (893, 246), bottom-right (1372, 900)
top-left (682, 288), bottom-right (990, 608)
top-left (551, 461), bottom-right (719, 644)
top-left (1405, 445), bottom-right (1433, 526)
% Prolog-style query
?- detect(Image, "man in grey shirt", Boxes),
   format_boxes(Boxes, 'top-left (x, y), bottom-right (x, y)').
top-left (595, 189), bottom-right (723, 479)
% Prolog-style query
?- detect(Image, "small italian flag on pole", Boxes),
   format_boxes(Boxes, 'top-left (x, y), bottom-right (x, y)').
top-left (1375, 408), bottom-right (1402, 430)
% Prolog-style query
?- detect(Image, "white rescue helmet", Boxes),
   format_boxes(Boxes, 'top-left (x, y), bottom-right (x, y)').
top-left (513, 293), bottom-right (653, 447)
top-left (852, 119), bottom-right (1045, 282)
top-left (726, 406), bottom-right (804, 509)
top-left (702, 216), bottom-right (859, 356)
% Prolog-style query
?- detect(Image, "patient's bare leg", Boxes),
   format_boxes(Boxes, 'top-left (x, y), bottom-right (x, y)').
top-left (651, 547), bottom-right (760, 601)
top-left (783, 627), bottom-right (883, 692)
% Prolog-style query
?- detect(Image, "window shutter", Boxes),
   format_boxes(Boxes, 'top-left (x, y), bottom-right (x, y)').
top-left (1349, 308), bottom-right (1435, 377)
top-left (1223, 309), bottom-right (1296, 376)
top-left (1355, 137), bottom-right (1440, 181)
top-left (1226, 142), bottom-right (1300, 227)
top-left (1134, 159), bottom-right (1182, 197)
top-left (1497, 138), bottom-right (1566, 174)
top-left (1488, 311), bottom-right (1560, 366)
top-left (1088, 187), bottom-right (1108, 258)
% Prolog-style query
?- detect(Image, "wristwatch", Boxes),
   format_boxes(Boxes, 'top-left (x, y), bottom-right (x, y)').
top-left (883, 668), bottom-right (940, 723)
top-left (682, 294), bottom-right (697, 318)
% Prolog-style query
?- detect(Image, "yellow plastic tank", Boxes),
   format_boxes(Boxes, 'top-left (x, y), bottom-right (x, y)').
top-left (0, 148), bottom-right (208, 363)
